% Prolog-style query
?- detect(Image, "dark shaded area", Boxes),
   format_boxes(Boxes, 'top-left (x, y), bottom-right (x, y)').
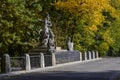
top-left (30, 56), bottom-right (41, 69)
top-left (82, 53), bottom-right (85, 60)
top-left (0, 70), bottom-right (120, 80)
top-left (44, 55), bottom-right (52, 67)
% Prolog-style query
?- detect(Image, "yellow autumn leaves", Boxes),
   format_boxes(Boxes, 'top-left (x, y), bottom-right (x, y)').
top-left (54, 0), bottom-right (115, 24)
top-left (53, 0), bottom-right (117, 53)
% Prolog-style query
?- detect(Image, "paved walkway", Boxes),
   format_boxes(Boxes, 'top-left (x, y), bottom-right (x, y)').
top-left (1, 58), bottom-right (120, 80)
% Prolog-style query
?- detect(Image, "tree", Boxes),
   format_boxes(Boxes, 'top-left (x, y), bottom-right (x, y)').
top-left (107, 0), bottom-right (120, 56)
top-left (53, 0), bottom-right (117, 55)
top-left (0, 0), bottom-right (42, 56)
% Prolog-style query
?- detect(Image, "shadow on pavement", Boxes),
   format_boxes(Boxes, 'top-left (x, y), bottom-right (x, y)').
top-left (0, 70), bottom-right (120, 80)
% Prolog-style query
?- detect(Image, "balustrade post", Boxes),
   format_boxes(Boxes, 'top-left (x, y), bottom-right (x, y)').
top-left (92, 51), bottom-right (95, 59)
top-left (88, 51), bottom-right (92, 60)
top-left (1, 54), bottom-right (11, 73)
top-left (25, 54), bottom-right (31, 71)
top-left (52, 53), bottom-right (56, 66)
top-left (96, 51), bottom-right (99, 58)
top-left (85, 51), bottom-right (87, 61)
top-left (79, 52), bottom-right (82, 61)
top-left (40, 53), bottom-right (45, 68)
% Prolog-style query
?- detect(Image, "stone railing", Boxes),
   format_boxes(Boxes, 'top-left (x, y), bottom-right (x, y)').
top-left (0, 51), bottom-right (99, 73)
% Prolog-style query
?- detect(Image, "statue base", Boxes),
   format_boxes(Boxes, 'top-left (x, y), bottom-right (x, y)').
top-left (28, 45), bottom-right (49, 54)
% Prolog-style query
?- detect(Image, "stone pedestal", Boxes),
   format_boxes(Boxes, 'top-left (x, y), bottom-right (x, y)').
top-left (29, 45), bottom-right (48, 54)
top-left (56, 47), bottom-right (61, 51)
top-left (67, 42), bottom-right (74, 51)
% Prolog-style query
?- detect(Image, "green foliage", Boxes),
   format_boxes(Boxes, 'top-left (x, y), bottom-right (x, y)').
top-left (52, 0), bottom-right (119, 56)
top-left (0, 0), bottom-right (42, 56)
top-left (109, 18), bottom-right (120, 56)
top-left (37, 0), bottom-right (120, 57)
top-left (99, 51), bottom-right (107, 57)
top-left (1, 0), bottom-right (120, 57)
top-left (108, 0), bottom-right (120, 56)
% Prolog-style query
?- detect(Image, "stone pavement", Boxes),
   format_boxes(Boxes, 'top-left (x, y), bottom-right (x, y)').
top-left (0, 58), bottom-right (120, 80)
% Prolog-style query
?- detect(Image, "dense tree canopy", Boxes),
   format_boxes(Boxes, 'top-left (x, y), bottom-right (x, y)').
top-left (0, 0), bottom-right (42, 56)
top-left (0, 0), bottom-right (120, 56)
top-left (53, 0), bottom-right (118, 54)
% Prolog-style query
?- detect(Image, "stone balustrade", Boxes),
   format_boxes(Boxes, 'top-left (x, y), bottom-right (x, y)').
top-left (1, 51), bottom-right (99, 73)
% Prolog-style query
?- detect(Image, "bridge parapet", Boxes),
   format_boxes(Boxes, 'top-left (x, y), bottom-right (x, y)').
top-left (0, 51), bottom-right (99, 73)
